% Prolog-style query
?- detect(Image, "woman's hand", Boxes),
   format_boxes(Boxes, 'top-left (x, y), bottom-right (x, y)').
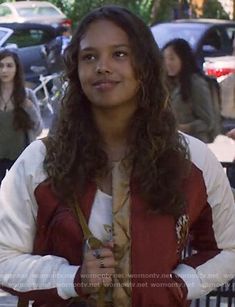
top-left (78, 242), bottom-right (116, 295)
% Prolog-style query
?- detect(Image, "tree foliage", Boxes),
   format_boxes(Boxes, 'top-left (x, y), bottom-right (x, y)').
top-left (1, 0), bottom-right (232, 26)
top-left (50, 0), bottom-right (155, 26)
top-left (201, 0), bottom-right (230, 19)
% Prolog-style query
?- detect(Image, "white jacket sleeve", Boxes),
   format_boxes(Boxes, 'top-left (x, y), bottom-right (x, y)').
top-left (173, 134), bottom-right (235, 299)
top-left (23, 103), bottom-right (43, 141)
top-left (0, 141), bottom-right (78, 300)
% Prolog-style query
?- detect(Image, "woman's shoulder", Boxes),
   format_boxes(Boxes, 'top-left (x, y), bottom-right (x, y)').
top-left (191, 73), bottom-right (208, 87)
top-left (23, 138), bottom-right (46, 152)
top-left (180, 132), bottom-right (215, 170)
top-left (1, 139), bottom-right (48, 194)
top-left (17, 139), bottom-right (46, 161)
top-left (12, 139), bottom-right (47, 179)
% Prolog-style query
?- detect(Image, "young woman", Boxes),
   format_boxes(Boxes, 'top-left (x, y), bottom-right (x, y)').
top-left (162, 38), bottom-right (216, 143)
top-left (0, 6), bottom-right (235, 307)
top-left (0, 50), bottom-right (43, 183)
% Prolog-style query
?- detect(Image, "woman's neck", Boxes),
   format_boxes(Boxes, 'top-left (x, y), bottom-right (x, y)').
top-left (0, 82), bottom-right (14, 111)
top-left (93, 107), bottom-right (134, 162)
top-left (1, 81), bottom-right (14, 91)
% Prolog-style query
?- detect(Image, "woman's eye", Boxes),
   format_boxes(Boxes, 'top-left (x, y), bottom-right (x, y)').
top-left (114, 51), bottom-right (128, 58)
top-left (81, 54), bottom-right (96, 61)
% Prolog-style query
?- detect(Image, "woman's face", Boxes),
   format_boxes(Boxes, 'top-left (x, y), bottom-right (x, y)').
top-left (0, 56), bottom-right (16, 84)
top-left (163, 46), bottom-right (182, 77)
top-left (78, 19), bottom-right (140, 112)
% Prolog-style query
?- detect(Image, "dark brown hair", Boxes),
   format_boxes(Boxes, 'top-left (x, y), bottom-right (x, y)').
top-left (162, 38), bottom-right (201, 102)
top-left (0, 49), bottom-right (34, 131)
top-left (44, 5), bottom-right (190, 218)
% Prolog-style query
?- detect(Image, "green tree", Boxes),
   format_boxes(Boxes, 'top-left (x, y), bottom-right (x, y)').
top-left (1, 0), bottom-right (179, 26)
top-left (50, 0), bottom-right (155, 26)
top-left (150, 0), bottom-right (179, 24)
top-left (201, 0), bottom-right (230, 19)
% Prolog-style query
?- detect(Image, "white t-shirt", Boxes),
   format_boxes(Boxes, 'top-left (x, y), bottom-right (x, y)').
top-left (88, 189), bottom-right (113, 242)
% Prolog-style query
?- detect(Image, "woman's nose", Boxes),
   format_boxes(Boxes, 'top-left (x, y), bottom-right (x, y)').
top-left (96, 57), bottom-right (112, 74)
top-left (1, 65), bottom-right (7, 72)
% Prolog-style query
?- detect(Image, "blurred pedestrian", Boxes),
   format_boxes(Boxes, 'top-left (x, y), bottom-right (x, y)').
top-left (59, 25), bottom-right (72, 55)
top-left (0, 5), bottom-right (235, 307)
top-left (0, 49), bottom-right (43, 184)
top-left (162, 38), bottom-right (218, 143)
top-left (220, 71), bottom-right (235, 133)
top-left (225, 127), bottom-right (235, 188)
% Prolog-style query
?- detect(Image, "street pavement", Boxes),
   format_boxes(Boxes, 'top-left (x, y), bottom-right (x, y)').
top-left (0, 129), bottom-right (235, 306)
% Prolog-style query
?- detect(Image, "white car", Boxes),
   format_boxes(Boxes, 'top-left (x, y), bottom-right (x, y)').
top-left (203, 55), bottom-right (235, 82)
top-left (204, 55), bottom-right (235, 132)
top-left (151, 19), bottom-right (235, 69)
top-left (0, 1), bottom-right (71, 29)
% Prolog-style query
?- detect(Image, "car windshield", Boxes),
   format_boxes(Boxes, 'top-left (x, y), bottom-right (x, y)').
top-left (17, 6), bottom-right (61, 17)
top-left (0, 29), bottom-right (7, 40)
top-left (151, 23), bottom-right (207, 50)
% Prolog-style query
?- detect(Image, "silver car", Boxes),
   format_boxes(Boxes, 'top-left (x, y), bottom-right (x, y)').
top-left (0, 1), bottom-right (71, 28)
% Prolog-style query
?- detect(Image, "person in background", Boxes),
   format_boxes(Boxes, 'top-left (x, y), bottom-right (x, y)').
top-left (0, 49), bottom-right (43, 184)
top-left (162, 38), bottom-right (215, 143)
top-left (0, 5), bottom-right (235, 307)
top-left (225, 128), bottom-right (235, 188)
top-left (60, 26), bottom-right (72, 55)
top-left (220, 71), bottom-right (235, 133)
top-left (53, 25), bottom-right (72, 57)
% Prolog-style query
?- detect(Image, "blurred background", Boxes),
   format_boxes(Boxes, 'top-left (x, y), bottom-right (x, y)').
top-left (0, 0), bottom-right (235, 306)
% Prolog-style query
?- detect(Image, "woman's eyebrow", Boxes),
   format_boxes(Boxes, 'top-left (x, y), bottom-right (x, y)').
top-left (80, 44), bottom-right (130, 52)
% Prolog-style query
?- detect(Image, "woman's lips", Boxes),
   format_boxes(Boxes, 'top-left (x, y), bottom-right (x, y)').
top-left (93, 80), bottom-right (120, 91)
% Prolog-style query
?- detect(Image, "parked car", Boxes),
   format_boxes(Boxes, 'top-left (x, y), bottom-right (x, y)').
top-left (151, 19), bottom-right (235, 68)
top-left (0, 22), bottom-right (63, 84)
top-left (204, 55), bottom-right (235, 133)
top-left (0, 1), bottom-right (71, 29)
top-left (203, 55), bottom-right (235, 80)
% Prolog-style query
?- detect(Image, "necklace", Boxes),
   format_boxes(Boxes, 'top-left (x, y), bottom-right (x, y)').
top-left (0, 94), bottom-right (12, 111)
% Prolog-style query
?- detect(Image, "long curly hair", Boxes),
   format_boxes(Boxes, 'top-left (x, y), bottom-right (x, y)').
top-left (162, 38), bottom-right (201, 102)
top-left (0, 49), bottom-right (34, 131)
top-left (44, 5), bottom-right (190, 218)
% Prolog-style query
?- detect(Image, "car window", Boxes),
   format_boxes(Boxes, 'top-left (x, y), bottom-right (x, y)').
top-left (203, 29), bottom-right (223, 50)
top-left (17, 6), bottom-right (61, 17)
top-left (151, 23), bottom-right (206, 49)
top-left (225, 27), bottom-right (235, 40)
top-left (0, 29), bottom-right (9, 40)
top-left (0, 27), bottom-right (13, 46)
top-left (37, 7), bottom-right (61, 16)
top-left (17, 8), bottom-right (36, 17)
top-left (4, 29), bottom-right (52, 47)
top-left (225, 27), bottom-right (235, 50)
top-left (202, 26), bottom-right (235, 54)
top-left (0, 6), bottom-right (12, 17)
